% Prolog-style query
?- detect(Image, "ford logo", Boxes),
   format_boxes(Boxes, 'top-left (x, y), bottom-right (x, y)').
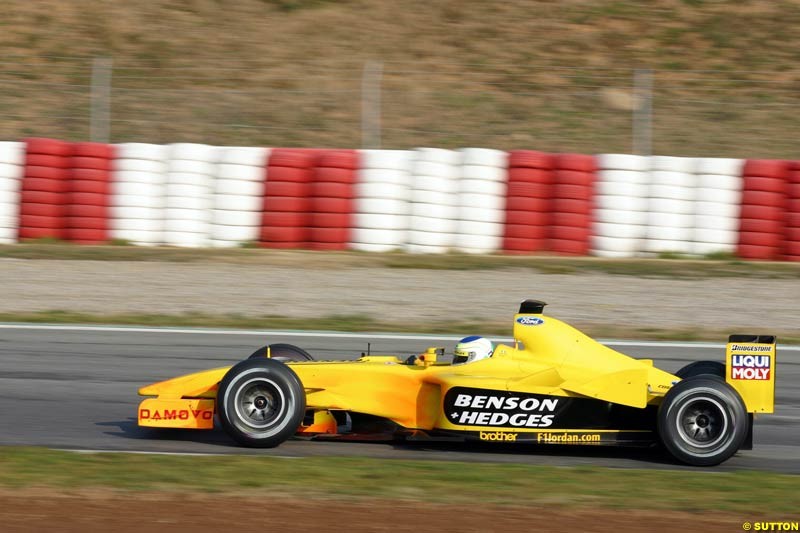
top-left (516, 316), bottom-right (544, 326)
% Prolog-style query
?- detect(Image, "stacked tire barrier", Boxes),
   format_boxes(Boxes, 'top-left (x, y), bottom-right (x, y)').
top-left (351, 150), bottom-right (414, 252)
top-left (736, 160), bottom-right (789, 261)
top-left (309, 150), bottom-right (358, 251)
top-left (4, 136), bottom-right (800, 261)
top-left (67, 142), bottom-right (114, 244)
top-left (643, 156), bottom-right (696, 255)
top-left (18, 138), bottom-right (72, 240)
top-left (591, 154), bottom-right (649, 258)
top-left (407, 148), bottom-right (461, 254)
top-left (455, 148), bottom-right (508, 254)
top-left (260, 149), bottom-right (316, 249)
top-left (0, 142), bottom-right (24, 244)
top-left (786, 162), bottom-right (800, 261)
top-left (164, 144), bottom-right (216, 248)
top-left (110, 143), bottom-right (168, 246)
top-left (550, 153), bottom-right (596, 255)
top-left (692, 158), bottom-right (744, 256)
top-left (501, 151), bottom-right (553, 254)
top-left (210, 147), bottom-right (268, 248)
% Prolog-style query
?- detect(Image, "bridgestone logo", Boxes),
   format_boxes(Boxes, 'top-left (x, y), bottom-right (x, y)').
top-left (730, 344), bottom-right (773, 352)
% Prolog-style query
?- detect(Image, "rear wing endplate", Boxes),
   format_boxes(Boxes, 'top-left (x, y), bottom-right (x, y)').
top-left (725, 334), bottom-right (776, 414)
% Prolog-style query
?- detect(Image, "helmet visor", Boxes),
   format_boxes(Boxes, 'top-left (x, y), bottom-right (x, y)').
top-left (453, 347), bottom-right (474, 365)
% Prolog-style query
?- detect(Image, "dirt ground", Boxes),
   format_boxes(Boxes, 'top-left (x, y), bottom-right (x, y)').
top-left (0, 259), bottom-right (798, 333)
top-left (0, 490), bottom-right (754, 533)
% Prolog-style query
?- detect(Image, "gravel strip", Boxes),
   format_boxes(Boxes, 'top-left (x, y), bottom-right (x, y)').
top-left (0, 259), bottom-right (797, 332)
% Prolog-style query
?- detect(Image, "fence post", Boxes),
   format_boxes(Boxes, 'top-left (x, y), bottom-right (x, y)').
top-left (361, 61), bottom-right (383, 149)
top-left (90, 57), bottom-right (112, 143)
top-left (633, 68), bottom-right (653, 156)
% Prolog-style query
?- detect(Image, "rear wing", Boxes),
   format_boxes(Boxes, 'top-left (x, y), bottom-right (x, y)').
top-left (726, 335), bottom-right (776, 414)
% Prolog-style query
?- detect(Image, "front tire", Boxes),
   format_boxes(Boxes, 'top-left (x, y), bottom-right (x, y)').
top-left (658, 376), bottom-right (747, 466)
top-left (217, 358), bottom-right (306, 447)
top-left (248, 343), bottom-right (314, 363)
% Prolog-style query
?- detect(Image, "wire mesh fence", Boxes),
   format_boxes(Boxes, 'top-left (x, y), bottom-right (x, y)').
top-left (0, 55), bottom-right (799, 157)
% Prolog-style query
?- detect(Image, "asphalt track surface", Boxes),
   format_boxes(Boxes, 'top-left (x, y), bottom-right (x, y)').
top-left (1, 324), bottom-right (798, 473)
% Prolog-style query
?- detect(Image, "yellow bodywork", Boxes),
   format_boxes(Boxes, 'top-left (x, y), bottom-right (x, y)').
top-left (138, 311), bottom-right (684, 432)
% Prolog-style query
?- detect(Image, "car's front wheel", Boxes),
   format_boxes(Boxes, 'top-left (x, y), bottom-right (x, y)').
top-left (248, 343), bottom-right (314, 363)
top-left (217, 358), bottom-right (306, 447)
top-left (657, 376), bottom-right (747, 466)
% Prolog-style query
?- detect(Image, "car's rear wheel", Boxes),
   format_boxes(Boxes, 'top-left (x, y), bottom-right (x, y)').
top-left (217, 358), bottom-right (306, 447)
top-left (674, 360), bottom-right (725, 379)
top-left (657, 376), bottom-right (747, 466)
top-left (248, 343), bottom-right (314, 363)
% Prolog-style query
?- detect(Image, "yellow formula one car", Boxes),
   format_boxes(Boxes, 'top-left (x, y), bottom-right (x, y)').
top-left (137, 300), bottom-right (776, 466)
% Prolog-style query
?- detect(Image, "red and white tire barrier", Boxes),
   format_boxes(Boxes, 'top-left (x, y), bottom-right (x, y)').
top-left (592, 154), bottom-right (650, 258)
top-left (550, 153), bottom-right (596, 255)
top-left (692, 158), bottom-right (744, 256)
top-left (455, 148), bottom-right (508, 254)
top-left (67, 142), bottom-right (114, 244)
top-left (210, 147), bottom-right (268, 248)
top-left (351, 150), bottom-right (414, 252)
top-left (786, 162), bottom-right (800, 261)
top-left (0, 142), bottom-right (25, 244)
top-left (643, 156), bottom-right (696, 255)
top-left (110, 143), bottom-right (168, 246)
top-left (19, 138), bottom-right (72, 241)
top-left (309, 150), bottom-right (358, 251)
top-left (407, 148), bottom-right (460, 254)
top-left (260, 149), bottom-right (316, 249)
top-left (164, 144), bottom-right (217, 248)
top-left (502, 150), bottom-right (553, 254)
top-left (3, 136), bottom-right (800, 262)
top-left (737, 160), bottom-right (789, 261)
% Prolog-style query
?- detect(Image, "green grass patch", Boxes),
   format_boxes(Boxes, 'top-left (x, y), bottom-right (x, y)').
top-left (1, 244), bottom-right (799, 279)
top-left (0, 447), bottom-right (797, 512)
top-left (0, 310), bottom-right (509, 335)
top-left (1, 310), bottom-right (798, 345)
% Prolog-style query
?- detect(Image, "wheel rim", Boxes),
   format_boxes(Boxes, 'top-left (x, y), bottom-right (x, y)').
top-left (674, 395), bottom-right (728, 449)
top-left (233, 377), bottom-right (287, 431)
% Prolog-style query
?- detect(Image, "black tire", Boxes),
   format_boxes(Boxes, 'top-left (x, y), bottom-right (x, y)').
top-left (658, 376), bottom-right (747, 466)
top-left (674, 360), bottom-right (726, 380)
top-left (217, 358), bottom-right (306, 447)
top-left (248, 343), bottom-right (314, 363)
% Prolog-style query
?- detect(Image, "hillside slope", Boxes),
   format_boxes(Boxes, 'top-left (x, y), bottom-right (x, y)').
top-left (1, 0), bottom-right (799, 156)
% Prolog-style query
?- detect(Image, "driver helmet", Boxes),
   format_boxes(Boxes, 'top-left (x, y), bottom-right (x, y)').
top-left (453, 336), bottom-right (494, 364)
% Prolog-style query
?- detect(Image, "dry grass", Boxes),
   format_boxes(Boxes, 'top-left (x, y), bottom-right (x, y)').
top-left (2, 1), bottom-right (800, 156)
top-left (2, 243), bottom-right (800, 279)
top-left (3, 310), bottom-right (799, 343)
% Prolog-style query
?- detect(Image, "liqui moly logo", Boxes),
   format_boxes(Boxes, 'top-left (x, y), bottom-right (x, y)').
top-left (731, 355), bottom-right (771, 380)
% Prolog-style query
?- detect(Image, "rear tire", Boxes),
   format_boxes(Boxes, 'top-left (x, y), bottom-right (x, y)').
top-left (658, 376), bottom-right (747, 466)
top-left (248, 343), bottom-right (314, 362)
top-left (217, 358), bottom-right (306, 447)
top-left (674, 360), bottom-right (725, 379)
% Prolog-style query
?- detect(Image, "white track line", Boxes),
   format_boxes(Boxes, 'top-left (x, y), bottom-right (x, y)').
top-left (1, 323), bottom-right (797, 350)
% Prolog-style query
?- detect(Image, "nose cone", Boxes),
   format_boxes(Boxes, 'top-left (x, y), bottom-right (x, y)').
top-left (138, 382), bottom-right (161, 396)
